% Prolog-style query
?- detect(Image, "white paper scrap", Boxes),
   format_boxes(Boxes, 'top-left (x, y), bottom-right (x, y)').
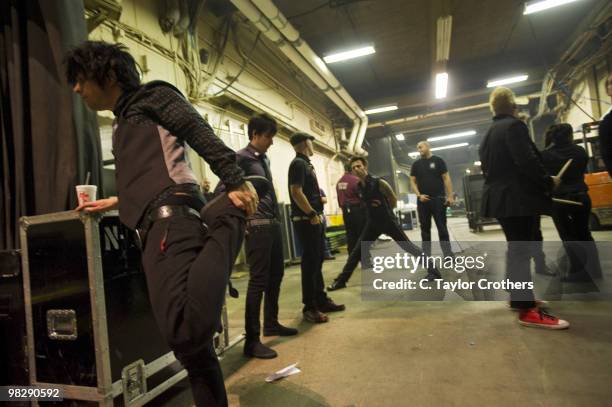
top-left (265, 363), bottom-right (301, 383)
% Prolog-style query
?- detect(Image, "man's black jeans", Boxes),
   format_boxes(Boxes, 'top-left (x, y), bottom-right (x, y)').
top-left (293, 220), bottom-right (328, 311)
top-left (141, 195), bottom-right (245, 407)
top-left (244, 222), bottom-right (285, 341)
top-left (417, 197), bottom-right (451, 257)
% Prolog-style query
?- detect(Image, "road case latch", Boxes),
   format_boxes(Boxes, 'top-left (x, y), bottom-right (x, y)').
top-left (122, 359), bottom-right (147, 405)
top-left (46, 309), bottom-right (78, 340)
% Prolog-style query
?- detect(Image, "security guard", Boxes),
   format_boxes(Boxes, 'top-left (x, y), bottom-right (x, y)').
top-left (288, 132), bottom-right (345, 323)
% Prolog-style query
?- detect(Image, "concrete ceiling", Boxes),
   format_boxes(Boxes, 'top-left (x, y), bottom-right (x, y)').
top-left (274, 0), bottom-right (604, 119)
top-left (273, 0), bottom-right (608, 170)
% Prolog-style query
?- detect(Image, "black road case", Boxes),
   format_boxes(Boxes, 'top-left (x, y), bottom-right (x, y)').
top-left (19, 211), bottom-right (230, 406)
top-left (463, 174), bottom-right (498, 233)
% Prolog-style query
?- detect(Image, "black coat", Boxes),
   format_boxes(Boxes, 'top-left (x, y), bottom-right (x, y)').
top-left (479, 114), bottom-right (553, 218)
top-left (599, 110), bottom-right (612, 177)
top-left (541, 143), bottom-right (588, 196)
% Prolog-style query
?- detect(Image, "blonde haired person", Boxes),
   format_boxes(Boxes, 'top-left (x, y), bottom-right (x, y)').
top-left (479, 87), bottom-right (568, 329)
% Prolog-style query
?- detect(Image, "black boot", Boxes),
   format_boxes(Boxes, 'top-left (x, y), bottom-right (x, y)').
top-left (243, 340), bottom-right (277, 359)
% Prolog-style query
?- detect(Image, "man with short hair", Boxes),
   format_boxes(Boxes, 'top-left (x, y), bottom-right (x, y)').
top-left (480, 86), bottom-right (568, 329)
top-left (238, 113), bottom-right (297, 359)
top-left (65, 41), bottom-right (259, 406)
top-left (200, 178), bottom-right (215, 202)
top-left (288, 133), bottom-right (345, 323)
top-left (410, 140), bottom-right (454, 258)
top-left (328, 157), bottom-right (438, 291)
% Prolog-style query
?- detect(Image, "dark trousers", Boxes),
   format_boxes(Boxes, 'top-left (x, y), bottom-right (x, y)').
top-left (342, 205), bottom-right (367, 255)
top-left (141, 195), bottom-right (245, 407)
top-left (244, 223), bottom-right (285, 341)
top-left (532, 217), bottom-right (546, 273)
top-left (293, 220), bottom-right (328, 311)
top-left (551, 193), bottom-right (602, 277)
top-left (417, 197), bottom-right (451, 256)
top-left (497, 216), bottom-right (537, 309)
top-left (335, 215), bottom-right (427, 284)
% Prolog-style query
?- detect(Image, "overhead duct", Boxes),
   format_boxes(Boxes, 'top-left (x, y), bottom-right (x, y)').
top-left (229, 0), bottom-right (368, 154)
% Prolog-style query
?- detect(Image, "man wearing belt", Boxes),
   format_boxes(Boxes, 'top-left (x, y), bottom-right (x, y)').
top-left (328, 157), bottom-right (438, 291)
top-left (237, 113), bottom-right (298, 359)
top-left (410, 141), bottom-right (454, 259)
top-left (288, 133), bottom-right (345, 323)
top-left (65, 41), bottom-right (258, 406)
top-left (336, 163), bottom-right (366, 256)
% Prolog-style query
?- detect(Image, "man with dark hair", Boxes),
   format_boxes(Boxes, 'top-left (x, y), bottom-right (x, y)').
top-left (237, 113), bottom-right (297, 359)
top-left (288, 132), bottom-right (345, 323)
top-left (410, 140), bottom-right (454, 258)
top-left (65, 41), bottom-right (259, 406)
top-left (328, 157), bottom-right (437, 291)
top-left (336, 161), bottom-right (366, 256)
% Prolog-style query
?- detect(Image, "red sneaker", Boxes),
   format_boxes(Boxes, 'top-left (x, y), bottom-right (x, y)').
top-left (518, 308), bottom-right (569, 330)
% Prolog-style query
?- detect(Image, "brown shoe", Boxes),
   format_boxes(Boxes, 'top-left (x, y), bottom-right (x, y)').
top-left (303, 310), bottom-right (329, 323)
top-left (319, 299), bottom-right (346, 313)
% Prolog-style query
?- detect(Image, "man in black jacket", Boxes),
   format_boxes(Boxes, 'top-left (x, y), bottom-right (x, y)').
top-left (65, 41), bottom-right (258, 406)
top-left (479, 87), bottom-right (568, 330)
top-left (599, 73), bottom-right (612, 177)
top-left (237, 113), bottom-right (297, 359)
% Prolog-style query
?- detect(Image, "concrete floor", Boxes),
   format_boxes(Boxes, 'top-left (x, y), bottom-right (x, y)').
top-left (152, 217), bottom-right (612, 407)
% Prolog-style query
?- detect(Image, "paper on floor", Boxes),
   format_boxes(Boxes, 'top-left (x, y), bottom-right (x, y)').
top-left (265, 363), bottom-right (301, 383)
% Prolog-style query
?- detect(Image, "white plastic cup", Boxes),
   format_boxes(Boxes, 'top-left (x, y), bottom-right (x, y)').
top-left (76, 185), bottom-right (97, 206)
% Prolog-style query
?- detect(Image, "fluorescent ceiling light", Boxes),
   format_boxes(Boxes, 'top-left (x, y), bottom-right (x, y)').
top-left (465, 169), bottom-right (471, 174)
top-left (487, 74), bottom-right (529, 88)
top-left (474, 160), bottom-right (482, 166)
top-left (409, 142), bottom-right (469, 158)
top-left (435, 72), bottom-right (448, 99)
top-left (365, 105), bottom-right (398, 115)
top-left (428, 130), bottom-right (476, 142)
top-left (323, 45), bottom-right (376, 64)
top-left (396, 170), bottom-right (402, 173)
top-left (436, 15), bottom-right (452, 62)
top-left (395, 133), bottom-right (405, 141)
top-left (524, 0), bottom-right (581, 15)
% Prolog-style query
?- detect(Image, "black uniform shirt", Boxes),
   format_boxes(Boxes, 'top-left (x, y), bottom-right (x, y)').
top-left (288, 153), bottom-right (323, 217)
top-left (410, 155), bottom-right (447, 197)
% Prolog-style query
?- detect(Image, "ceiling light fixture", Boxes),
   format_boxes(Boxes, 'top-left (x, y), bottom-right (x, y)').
top-left (436, 15), bottom-right (453, 62)
top-left (487, 74), bottom-right (529, 88)
top-left (409, 142), bottom-right (469, 158)
top-left (435, 72), bottom-right (449, 99)
top-left (364, 105), bottom-right (398, 115)
top-left (523, 0), bottom-right (581, 15)
top-left (474, 161), bottom-right (482, 166)
top-left (428, 130), bottom-right (476, 142)
top-left (323, 45), bottom-right (376, 64)
top-left (395, 133), bottom-right (405, 141)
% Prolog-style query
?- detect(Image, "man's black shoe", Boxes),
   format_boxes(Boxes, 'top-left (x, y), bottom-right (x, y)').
top-left (263, 324), bottom-right (298, 337)
top-left (319, 299), bottom-right (346, 313)
top-left (327, 280), bottom-right (346, 291)
top-left (243, 341), bottom-right (277, 359)
top-left (324, 255), bottom-right (336, 260)
top-left (426, 268), bottom-right (442, 282)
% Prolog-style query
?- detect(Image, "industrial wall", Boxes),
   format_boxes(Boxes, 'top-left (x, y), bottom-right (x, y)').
top-left (87, 0), bottom-right (345, 215)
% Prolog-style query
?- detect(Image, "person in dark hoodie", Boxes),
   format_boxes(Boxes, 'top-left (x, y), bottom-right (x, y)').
top-left (541, 123), bottom-right (602, 281)
top-left (65, 41), bottom-right (259, 407)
